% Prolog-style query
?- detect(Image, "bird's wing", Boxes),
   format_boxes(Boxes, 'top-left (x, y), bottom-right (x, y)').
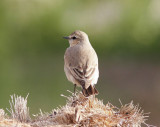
top-left (68, 66), bottom-right (96, 88)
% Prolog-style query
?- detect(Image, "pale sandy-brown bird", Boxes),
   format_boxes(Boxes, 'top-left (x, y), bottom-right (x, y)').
top-left (63, 30), bottom-right (99, 97)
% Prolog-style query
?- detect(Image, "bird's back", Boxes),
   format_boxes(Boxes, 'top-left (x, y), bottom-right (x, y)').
top-left (64, 43), bottom-right (98, 68)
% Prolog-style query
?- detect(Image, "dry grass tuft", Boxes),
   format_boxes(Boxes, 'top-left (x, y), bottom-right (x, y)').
top-left (118, 101), bottom-right (149, 126)
top-left (0, 91), bottom-right (155, 127)
top-left (7, 94), bottom-right (30, 123)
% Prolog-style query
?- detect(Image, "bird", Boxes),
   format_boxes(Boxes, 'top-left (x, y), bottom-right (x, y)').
top-left (63, 30), bottom-right (99, 97)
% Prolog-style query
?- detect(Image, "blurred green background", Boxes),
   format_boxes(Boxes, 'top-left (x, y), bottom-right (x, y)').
top-left (0, 0), bottom-right (160, 126)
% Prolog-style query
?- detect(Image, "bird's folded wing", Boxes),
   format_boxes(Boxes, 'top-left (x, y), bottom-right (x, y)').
top-left (69, 66), bottom-right (96, 84)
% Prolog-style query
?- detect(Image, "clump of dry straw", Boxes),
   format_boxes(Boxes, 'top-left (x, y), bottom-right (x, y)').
top-left (0, 91), bottom-right (155, 127)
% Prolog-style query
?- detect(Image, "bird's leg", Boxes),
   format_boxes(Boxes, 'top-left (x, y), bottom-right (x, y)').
top-left (74, 84), bottom-right (77, 95)
top-left (73, 84), bottom-right (77, 100)
top-left (71, 84), bottom-right (77, 107)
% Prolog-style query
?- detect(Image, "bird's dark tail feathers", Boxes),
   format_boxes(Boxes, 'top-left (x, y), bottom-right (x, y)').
top-left (82, 85), bottom-right (99, 97)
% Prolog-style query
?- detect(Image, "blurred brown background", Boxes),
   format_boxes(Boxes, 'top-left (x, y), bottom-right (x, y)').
top-left (0, 0), bottom-right (160, 126)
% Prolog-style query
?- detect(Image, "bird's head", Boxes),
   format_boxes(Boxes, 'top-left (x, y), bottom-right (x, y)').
top-left (63, 30), bottom-right (89, 47)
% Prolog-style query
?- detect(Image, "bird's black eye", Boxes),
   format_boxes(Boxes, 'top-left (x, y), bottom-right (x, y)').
top-left (72, 36), bottom-right (77, 39)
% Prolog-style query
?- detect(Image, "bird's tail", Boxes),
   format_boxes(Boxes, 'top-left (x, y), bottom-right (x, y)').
top-left (82, 85), bottom-right (99, 97)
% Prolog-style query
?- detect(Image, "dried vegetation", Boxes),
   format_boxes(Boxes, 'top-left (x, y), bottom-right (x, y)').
top-left (0, 91), bottom-right (155, 127)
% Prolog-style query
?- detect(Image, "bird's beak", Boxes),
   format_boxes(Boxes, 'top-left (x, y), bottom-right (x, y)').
top-left (63, 36), bottom-right (70, 39)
